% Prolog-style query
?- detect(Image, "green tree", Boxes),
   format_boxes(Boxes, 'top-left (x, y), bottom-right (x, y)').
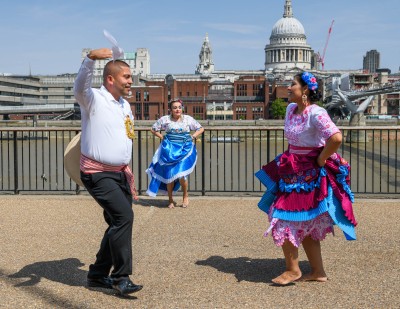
top-left (270, 98), bottom-right (287, 119)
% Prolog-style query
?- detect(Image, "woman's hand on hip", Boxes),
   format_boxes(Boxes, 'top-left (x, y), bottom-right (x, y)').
top-left (317, 156), bottom-right (326, 167)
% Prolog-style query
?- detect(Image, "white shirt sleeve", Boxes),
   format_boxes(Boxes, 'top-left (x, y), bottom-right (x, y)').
top-left (73, 57), bottom-right (96, 112)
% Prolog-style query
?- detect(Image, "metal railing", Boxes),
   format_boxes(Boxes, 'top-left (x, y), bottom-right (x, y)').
top-left (1, 126), bottom-right (399, 196)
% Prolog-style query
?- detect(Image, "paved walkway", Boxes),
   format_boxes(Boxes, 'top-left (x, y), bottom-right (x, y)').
top-left (0, 195), bottom-right (399, 308)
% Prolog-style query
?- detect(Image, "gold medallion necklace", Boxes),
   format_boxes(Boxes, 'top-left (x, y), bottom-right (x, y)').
top-left (124, 115), bottom-right (135, 139)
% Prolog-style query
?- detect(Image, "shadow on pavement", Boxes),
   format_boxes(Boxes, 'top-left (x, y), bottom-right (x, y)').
top-left (196, 256), bottom-right (310, 284)
top-left (8, 258), bottom-right (86, 287)
top-left (134, 198), bottom-right (168, 208)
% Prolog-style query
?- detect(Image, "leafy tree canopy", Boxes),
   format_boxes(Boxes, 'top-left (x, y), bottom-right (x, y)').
top-left (270, 98), bottom-right (287, 119)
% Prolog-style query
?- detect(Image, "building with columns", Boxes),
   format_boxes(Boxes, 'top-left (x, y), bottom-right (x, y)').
top-left (264, 0), bottom-right (314, 73)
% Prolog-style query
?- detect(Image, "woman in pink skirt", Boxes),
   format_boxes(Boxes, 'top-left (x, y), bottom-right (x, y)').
top-left (255, 72), bottom-right (357, 285)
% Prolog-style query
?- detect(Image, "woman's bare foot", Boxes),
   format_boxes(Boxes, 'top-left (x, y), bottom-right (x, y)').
top-left (298, 273), bottom-right (328, 282)
top-left (182, 197), bottom-right (189, 208)
top-left (271, 271), bottom-right (302, 285)
top-left (168, 201), bottom-right (175, 209)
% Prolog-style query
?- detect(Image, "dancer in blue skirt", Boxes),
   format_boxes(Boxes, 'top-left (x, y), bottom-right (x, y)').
top-left (146, 99), bottom-right (204, 208)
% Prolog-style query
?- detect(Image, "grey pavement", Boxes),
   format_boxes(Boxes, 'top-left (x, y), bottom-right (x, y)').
top-left (0, 195), bottom-right (399, 308)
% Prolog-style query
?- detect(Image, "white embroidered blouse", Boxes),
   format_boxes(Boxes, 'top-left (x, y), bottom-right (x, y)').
top-left (284, 103), bottom-right (340, 147)
top-left (152, 115), bottom-right (202, 134)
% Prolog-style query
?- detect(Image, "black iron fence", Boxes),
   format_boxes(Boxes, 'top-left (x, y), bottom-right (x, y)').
top-left (1, 127), bottom-right (399, 196)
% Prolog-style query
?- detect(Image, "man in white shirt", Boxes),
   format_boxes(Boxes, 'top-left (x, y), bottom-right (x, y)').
top-left (74, 48), bottom-right (142, 296)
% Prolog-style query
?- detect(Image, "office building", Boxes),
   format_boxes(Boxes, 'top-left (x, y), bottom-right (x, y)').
top-left (363, 49), bottom-right (380, 73)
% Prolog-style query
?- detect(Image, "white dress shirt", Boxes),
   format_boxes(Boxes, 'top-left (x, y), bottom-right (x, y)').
top-left (74, 57), bottom-right (133, 166)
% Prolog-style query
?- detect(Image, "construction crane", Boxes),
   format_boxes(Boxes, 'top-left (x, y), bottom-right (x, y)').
top-left (317, 19), bottom-right (334, 70)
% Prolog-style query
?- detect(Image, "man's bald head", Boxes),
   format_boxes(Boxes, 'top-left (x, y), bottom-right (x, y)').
top-left (103, 60), bottom-right (130, 83)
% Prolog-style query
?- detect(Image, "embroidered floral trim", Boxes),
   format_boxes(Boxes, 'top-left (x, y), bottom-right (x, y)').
top-left (314, 113), bottom-right (340, 140)
top-left (151, 115), bottom-right (202, 133)
top-left (124, 116), bottom-right (135, 139)
top-left (267, 213), bottom-right (334, 247)
top-left (278, 166), bottom-right (326, 193)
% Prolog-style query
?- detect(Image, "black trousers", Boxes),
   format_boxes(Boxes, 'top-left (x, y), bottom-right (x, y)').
top-left (81, 171), bottom-right (133, 279)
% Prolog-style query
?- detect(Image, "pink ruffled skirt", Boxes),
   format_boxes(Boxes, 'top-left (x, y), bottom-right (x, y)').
top-left (265, 211), bottom-right (334, 247)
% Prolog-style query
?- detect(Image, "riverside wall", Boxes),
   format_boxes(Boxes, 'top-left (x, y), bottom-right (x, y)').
top-left (0, 118), bottom-right (399, 128)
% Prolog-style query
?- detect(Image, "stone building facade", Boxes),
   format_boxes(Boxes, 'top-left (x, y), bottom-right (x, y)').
top-left (81, 47), bottom-right (150, 77)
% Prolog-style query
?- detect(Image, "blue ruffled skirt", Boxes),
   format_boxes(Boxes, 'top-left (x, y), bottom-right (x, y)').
top-left (146, 133), bottom-right (197, 196)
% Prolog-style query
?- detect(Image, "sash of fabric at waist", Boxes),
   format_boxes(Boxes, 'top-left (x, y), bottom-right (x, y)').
top-left (80, 154), bottom-right (138, 200)
top-left (278, 145), bottom-right (323, 175)
top-left (165, 132), bottom-right (192, 143)
top-left (160, 132), bottom-right (193, 164)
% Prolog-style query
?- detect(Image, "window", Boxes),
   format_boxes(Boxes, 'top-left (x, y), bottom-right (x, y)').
top-left (235, 107), bottom-right (247, 112)
top-left (237, 84), bottom-right (247, 96)
top-left (193, 106), bottom-right (203, 120)
top-left (144, 103), bottom-right (149, 114)
top-left (135, 103), bottom-right (141, 114)
top-left (235, 106), bottom-right (247, 120)
top-left (253, 84), bottom-right (263, 96)
top-left (136, 91), bottom-right (141, 101)
top-left (193, 106), bottom-right (203, 114)
top-left (144, 91), bottom-right (149, 102)
top-left (252, 106), bottom-right (263, 120)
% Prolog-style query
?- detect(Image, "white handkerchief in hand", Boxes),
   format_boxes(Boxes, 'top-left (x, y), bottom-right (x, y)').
top-left (103, 29), bottom-right (124, 60)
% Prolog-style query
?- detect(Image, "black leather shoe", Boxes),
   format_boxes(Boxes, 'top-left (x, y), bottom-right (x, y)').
top-left (87, 276), bottom-right (114, 289)
top-left (112, 278), bottom-right (143, 295)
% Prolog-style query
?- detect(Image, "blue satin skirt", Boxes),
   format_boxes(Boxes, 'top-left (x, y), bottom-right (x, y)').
top-left (146, 133), bottom-right (197, 196)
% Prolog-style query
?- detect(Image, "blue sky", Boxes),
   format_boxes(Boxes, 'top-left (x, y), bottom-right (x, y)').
top-left (1, 0), bottom-right (399, 75)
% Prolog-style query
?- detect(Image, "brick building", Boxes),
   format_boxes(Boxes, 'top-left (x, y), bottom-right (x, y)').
top-left (126, 30), bottom-right (291, 121)
top-left (127, 73), bottom-right (281, 120)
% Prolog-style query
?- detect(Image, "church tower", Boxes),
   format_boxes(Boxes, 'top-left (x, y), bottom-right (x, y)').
top-left (265, 0), bottom-right (312, 72)
top-left (196, 33), bottom-right (215, 75)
